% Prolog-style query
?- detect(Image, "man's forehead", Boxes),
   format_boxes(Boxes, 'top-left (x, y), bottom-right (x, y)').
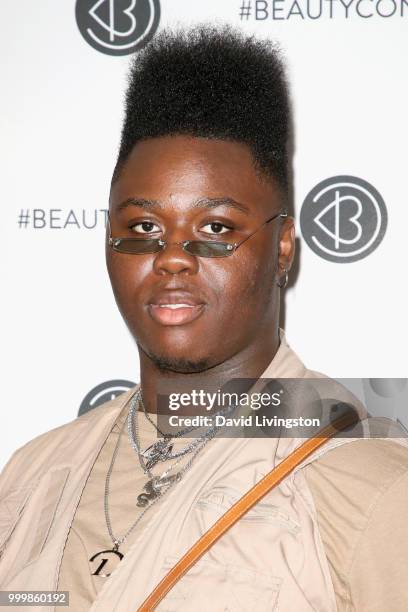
top-left (113, 196), bottom-right (251, 215)
top-left (109, 136), bottom-right (281, 213)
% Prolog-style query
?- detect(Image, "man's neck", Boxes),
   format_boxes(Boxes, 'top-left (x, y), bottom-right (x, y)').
top-left (138, 328), bottom-right (281, 416)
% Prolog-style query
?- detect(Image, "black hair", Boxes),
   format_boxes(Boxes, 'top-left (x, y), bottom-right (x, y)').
top-left (112, 25), bottom-right (291, 193)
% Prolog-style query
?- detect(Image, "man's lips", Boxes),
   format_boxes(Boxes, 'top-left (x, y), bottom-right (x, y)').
top-left (147, 290), bottom-right (207, 326)
top-left (147, 303), bottom-right (206, 326)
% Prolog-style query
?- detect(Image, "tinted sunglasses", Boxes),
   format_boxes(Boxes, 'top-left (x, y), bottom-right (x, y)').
top-left (107, 210), bottom-right (287, 258)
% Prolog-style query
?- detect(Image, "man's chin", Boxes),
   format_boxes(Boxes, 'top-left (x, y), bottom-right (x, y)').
top-left (150, 354), bottom-right (212, 374)
top-left (137, 341), bottom-right (213, 374)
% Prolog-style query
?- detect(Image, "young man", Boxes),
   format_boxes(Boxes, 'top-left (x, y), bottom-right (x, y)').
top-left (1, 27), bottom-right (407, 611)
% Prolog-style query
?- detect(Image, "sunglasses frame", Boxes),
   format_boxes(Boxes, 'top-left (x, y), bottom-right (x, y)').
top-left (107, 209), bottom-right (288, 258)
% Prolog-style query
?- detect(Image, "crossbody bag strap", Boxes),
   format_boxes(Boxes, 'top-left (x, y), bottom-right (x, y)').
top-left (137, 412), bottom-right (357, 612)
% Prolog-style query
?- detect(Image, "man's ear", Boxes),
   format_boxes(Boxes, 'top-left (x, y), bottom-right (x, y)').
top-left (277, 216), bottom-right (295, 275)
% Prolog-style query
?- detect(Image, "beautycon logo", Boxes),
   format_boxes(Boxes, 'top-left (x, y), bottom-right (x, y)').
top-left (300, 176), bottom-right (388, 263)
top-left (75, 0), bottom-right (161, 56)
top-left (238, 0), bottom-right (408, 20)
top-left (78, 380), bottom-right (136, 416)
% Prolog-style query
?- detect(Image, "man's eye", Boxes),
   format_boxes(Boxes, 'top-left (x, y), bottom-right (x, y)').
top-left (129, 221), bottom-right (161, 234)
top-left (200, 222), bottom-right (232, 235)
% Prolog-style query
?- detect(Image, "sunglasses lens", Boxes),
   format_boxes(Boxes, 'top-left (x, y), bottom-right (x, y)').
top-left (184, 241), bottom-right (234, 258)
top-left (111, 238), bottom-right (234, 257)
top-left (112, 239), bottom-right (162, 254)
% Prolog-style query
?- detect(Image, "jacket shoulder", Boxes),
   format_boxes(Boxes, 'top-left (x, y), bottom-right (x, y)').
top-left (0, 387), bottom-right (136, 494)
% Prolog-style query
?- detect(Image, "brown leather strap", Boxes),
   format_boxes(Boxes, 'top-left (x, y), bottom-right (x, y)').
top-left (137, 412), bottom-right (356, 611)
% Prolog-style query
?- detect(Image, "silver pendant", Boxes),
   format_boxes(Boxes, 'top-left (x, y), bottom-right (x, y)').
top-left (141, 439), bottom-right (174, 470)
top-left (136, 473), bottom-right (181, 507)
top-left (89, 544), bottom-right (124, 577)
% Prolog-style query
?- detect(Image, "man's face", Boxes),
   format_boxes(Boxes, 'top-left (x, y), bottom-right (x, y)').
top-left (106, 135), bottom-right (294, 373)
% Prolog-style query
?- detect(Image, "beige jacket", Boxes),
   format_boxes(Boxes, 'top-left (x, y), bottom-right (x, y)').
top-left (0, 332), bottom-right (406, 611)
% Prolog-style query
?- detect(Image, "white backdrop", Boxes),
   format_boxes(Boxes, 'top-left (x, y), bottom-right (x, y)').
top-left (2, 0), bottom-right (407, 469)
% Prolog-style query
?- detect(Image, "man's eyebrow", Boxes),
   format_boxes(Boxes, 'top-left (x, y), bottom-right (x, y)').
top-left (115, 196), bottom-right (250, 214)
top-left (191, 197), bottom-right (250, 214)
top-left (116, 198), bottom-right (162, 211)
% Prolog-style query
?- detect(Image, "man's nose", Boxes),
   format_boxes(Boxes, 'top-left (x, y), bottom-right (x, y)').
top-left (152, 231), bottom-right (199, 276)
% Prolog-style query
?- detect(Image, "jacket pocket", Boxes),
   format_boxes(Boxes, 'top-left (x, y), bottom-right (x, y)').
top-left (23, 467), bottom-right (70, 564)
top-left (196, 485), bottom-right (300, 533)
top-left (0, 482), bottom-right (38, 560)
top-left (157, 554), bottom-right (282, 612)
top-left (0, 467), bottom-right (70, 585)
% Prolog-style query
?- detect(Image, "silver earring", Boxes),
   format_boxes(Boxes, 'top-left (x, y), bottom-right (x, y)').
top-left (276, 268), bottom-right (289, 289)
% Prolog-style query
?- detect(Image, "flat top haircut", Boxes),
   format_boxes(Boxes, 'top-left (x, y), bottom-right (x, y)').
top-left (112, 25), bottom-right (291, 193)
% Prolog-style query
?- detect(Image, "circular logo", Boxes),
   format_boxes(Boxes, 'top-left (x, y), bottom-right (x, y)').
top-left (369, 379), bottom-right (407, 398)
top-left (300, 176), bottom-right (388, 263)
top-left (75, 0), bottom-right (161, 56)
top-left (78, 379), bottom-right (136, 416)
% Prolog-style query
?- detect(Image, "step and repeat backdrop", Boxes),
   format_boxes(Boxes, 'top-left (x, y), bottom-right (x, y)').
top-left (2, 0), bottom-right (407, 468)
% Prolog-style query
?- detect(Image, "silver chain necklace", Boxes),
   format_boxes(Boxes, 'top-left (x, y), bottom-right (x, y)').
top-left (128, 389), bottom-right (218, 481)
top-left (90, 390), bottom-right (219, 577)
top-left (139, 387), bottom-right (201, 439)
top-left (128, 387), bottom-right (236, 479)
